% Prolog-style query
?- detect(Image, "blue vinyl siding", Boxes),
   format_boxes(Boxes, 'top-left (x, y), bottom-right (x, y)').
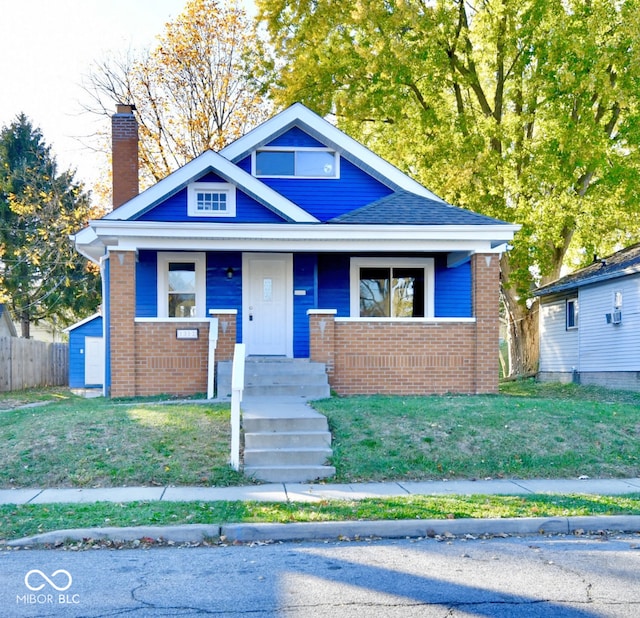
top-left (68, 316), bottom-right (103, 388)
top-left (434, 259), bottom-right (472, 317)
top-left (293, 254), bottom-right (318, 357)
top-left (236, 127), bottom-right (393, 221)
top-left (267, 128), bottom-right (326, 148)
top-left (206, 252), bottom-right (243, 342)
top-left (318, 254), bottom-right (351, 316)
top-left (136, 251), bottom-right (158, 316)
top-left (255, 158), bottom-right (392, 221)
top-left (136, 178), bottom-right (285, 223)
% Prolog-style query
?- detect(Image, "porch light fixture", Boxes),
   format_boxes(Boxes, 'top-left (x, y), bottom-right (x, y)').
top-left (226, 267), bottom-right (234, 279)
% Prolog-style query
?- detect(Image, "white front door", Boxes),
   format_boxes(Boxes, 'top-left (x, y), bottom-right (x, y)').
top-left (243, 253), bottom-right (293, 356)
top-left (84, 336), bottom-right (105, 386)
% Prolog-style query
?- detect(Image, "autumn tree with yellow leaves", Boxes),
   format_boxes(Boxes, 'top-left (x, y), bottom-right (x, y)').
top-left (84, 0), bottom-right (270, 190)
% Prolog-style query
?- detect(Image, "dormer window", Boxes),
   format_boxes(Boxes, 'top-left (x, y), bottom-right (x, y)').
top-left (188, 182), bottom-right (236, 217)
top-left (254, 148), bottom-right (339, 178)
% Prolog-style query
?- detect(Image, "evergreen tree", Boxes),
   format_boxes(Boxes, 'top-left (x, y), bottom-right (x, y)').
top-left (0, 114), bottom-right (101, 338)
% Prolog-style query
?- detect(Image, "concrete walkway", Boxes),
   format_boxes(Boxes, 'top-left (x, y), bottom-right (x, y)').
top-left (2, 477), bottom-right (640, 506)
top-left (5, 478), bottom-right (640, 547)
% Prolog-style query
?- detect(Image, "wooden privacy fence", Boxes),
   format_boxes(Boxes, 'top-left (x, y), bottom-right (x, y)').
top-left (0, 337), bottom-right (68, 392)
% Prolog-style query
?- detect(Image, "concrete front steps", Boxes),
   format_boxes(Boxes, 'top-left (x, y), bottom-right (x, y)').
top-left (217, 357), bottom-right (330, 399)
top-left (241, 396), bottom-right (335, 483)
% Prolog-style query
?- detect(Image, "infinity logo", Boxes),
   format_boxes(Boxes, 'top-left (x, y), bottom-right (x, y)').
top-left (24, 569), bottom-right (73, 592)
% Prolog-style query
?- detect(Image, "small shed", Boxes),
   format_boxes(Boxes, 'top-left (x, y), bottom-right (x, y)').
top-left (65, 313), bottom-right (104, 389)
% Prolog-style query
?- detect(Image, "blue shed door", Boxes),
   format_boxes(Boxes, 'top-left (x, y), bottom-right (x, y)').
top-left (243, 253), bottom-right (293, 356)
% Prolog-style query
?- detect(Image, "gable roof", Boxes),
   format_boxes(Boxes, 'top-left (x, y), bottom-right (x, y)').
top-left (221, 103), bottom-right (446, 202)
top-left (74, 103), bottom-right (520, 262)
top-left (535, 243), bottom-right (640, 297)
top-left (104, 150), bottom-right (318, 224)
top-left (329, 190), bottom-right (510, 226)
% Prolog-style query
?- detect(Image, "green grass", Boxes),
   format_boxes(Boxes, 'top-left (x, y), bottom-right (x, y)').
top-left (0, 392), bottom-right (251, 488)
top-left (314, 380), bottom-right (640, 482)
top-left (3, 493), bottom-right (640, 541)
top-left (2, 381), bottom-right (640, 542)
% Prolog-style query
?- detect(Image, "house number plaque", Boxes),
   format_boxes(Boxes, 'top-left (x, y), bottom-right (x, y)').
top-left (176, 328), bottom-right (199, 340)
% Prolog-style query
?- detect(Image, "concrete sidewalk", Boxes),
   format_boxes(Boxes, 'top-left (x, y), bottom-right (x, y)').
top-left (5, 478), bottom-right (640, 547)
top-left (2, 477), bottom-right (640, 506)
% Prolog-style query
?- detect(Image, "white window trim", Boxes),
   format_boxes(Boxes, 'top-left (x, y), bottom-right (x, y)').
top-left (187, 182), bottom-right (236, 217)
top-left (157, 252), bottom-right (206, 318)
top-left (350, 257), bottom-right (435, 318)
top-left (252, 147), bottom-right (340, 179)
top-left (566, 297), bottom-right (578, 330)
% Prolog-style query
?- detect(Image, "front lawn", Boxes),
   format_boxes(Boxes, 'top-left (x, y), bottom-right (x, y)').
top-left (1, 380), bottom-right (639, 489)
top-left (313, 380), bottom-right (640, 482)
top-left (0, 393), bottom-right (249, 488)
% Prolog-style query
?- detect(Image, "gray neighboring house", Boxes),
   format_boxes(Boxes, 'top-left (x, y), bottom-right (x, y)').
top-left (0, 304), bottom-right (17, 338)
top-left (534, 243), bottom-right (640, 391)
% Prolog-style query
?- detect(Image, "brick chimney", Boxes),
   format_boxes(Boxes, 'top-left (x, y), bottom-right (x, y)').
top-left (111, 104), bottom-right (139, 208)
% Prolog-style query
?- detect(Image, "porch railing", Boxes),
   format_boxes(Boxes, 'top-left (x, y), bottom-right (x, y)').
top-left (230, 343), bottom-right (245, 471)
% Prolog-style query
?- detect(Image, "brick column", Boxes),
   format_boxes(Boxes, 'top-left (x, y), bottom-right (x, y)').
top-left (472, 253), bottom-right (501, 393)
top-left (109, 250), bottom-right (136, 398)
top-left (308, 310), bottom-right (336, 382)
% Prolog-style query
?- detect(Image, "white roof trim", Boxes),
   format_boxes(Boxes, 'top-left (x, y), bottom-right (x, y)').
top-left (64, 312), bottom-right (102, 333)
top-left (75, 220), bottom-right (519, 261)
top-left (105, 150), bottom-right (318, 223)
top-left (221, 103), bottom-right (445, 202)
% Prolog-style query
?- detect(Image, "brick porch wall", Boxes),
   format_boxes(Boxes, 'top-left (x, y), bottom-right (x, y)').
top-left (309, 252), bottom-right (500, 395)
top-left (132, 315), bottom-right (237, 397)
top-left (134, 321), bottom-right (210, 396)
top-left (108, 247), bottom-right (237, 397)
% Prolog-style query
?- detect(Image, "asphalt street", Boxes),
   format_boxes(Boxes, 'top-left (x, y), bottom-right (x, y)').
top-left (2, 532), bottom-right (640, 617)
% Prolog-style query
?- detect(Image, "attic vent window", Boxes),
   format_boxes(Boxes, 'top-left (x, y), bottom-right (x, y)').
top-left (188, 182), bottom-right (236, 217)
top-left (254, 148), bottom-right (338, 178)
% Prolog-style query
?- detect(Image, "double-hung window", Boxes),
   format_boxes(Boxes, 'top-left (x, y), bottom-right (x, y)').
top-left (157, 253), bottom-right (206, 318)
top-left (566, 298), bottom-right (578, 330)
top-left (350, 258), bottom-right (435, 318)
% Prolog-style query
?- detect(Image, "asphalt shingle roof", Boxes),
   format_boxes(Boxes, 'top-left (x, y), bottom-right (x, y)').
top-left (328, 190), bottom-right (510, 226)
top-left (535, 242), bottom-right (640, 297)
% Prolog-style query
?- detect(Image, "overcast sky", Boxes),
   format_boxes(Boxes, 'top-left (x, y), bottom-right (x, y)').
top-left (0, 0), bottom-right (254, 188)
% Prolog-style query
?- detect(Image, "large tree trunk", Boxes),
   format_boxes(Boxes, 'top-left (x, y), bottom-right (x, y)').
top-left (500, 253), bottom-right (539, 377)
top-left (503, 294), bottom-right (538, 376)
top-left (20, 314), bottom-right (31, 339)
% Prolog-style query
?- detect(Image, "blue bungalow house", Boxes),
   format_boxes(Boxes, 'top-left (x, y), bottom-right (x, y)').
top-left (73, 103), bottom-right (518, 398)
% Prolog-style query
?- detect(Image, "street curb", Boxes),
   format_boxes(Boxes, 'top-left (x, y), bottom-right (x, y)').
top-left (6, 516), bottom-right (640, 547)
top-left (6, 525), bottom-right (221, 547)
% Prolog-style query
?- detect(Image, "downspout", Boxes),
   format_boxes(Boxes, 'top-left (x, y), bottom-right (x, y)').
top-left (100, 254), bottom-right (109, 398)
top-left (207, 317), bottom-right (219, 399)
